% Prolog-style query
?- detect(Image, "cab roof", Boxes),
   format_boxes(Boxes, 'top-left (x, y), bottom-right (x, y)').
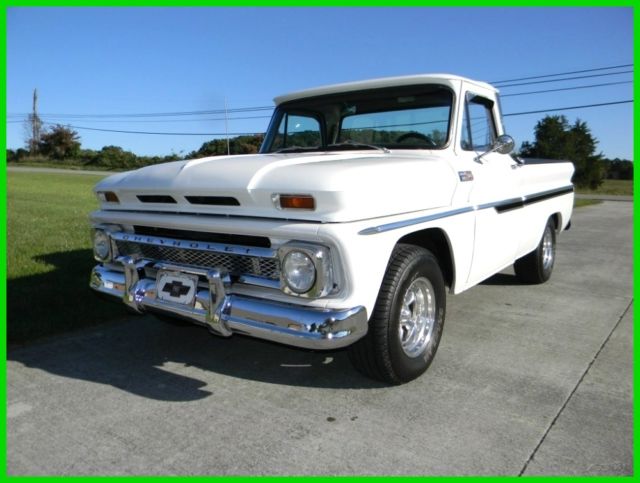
top-left (273, 73), bottom-right (497, 105)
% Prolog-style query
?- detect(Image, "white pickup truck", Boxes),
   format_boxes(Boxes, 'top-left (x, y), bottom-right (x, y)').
top-left (90, 74), bottom-right (574, 383)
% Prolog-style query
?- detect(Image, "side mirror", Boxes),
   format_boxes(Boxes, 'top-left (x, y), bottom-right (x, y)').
top-left (493, 134), bottom-right (515, 154)
top-left (475, 134), bottom-right (515, 163)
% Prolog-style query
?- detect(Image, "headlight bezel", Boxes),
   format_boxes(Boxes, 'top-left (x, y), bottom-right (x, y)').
top-left (278, 242), bottom-right (336, 298)
top-left (92, 229), bottom-right (112, 262)
top-left (282, 250), bottom-right (316, 294)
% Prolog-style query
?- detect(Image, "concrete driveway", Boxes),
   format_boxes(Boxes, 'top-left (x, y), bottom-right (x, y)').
top-left (7, 201), bottom-right (633, 475)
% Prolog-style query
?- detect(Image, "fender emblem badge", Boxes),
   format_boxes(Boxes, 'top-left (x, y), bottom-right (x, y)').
top-left (458, 171), bottom-right (474, 182)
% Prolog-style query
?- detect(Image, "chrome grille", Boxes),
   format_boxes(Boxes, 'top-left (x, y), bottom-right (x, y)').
top-left (115, 240), bottom-right (280, 280)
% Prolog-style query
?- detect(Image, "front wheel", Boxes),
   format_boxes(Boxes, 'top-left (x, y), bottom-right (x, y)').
top-left (348, 244), bottom-right (446, 384)
top-left (514, 218), bottom-right (556, 284)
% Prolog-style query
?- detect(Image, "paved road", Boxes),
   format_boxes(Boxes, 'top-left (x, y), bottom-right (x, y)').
top-left (575, 193), bottom-right (633, 202)
top-left (7, 202), bottom-right (633, 475)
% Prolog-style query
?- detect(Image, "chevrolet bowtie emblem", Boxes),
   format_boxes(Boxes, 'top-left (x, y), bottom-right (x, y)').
top-left (161, 280), bottom-right (191, 298)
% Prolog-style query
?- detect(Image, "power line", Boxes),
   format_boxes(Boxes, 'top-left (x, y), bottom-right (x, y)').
top-left (29, 79), bottom-right (634, 122)
top-left (9, 79), bottom-right (631, 125)
top-left (503, 100), bottom-right (633, 117)
top-left (500, 80), bottom-right (633, 98)
top-left (13, 114), bottom-right (273, 124)
top-left (496, 70), bottom-right (633, 88)
top-left (33, 100), bottom-right (631, 136)
top-left (7, 63), bottom-right (633, 121)
top-left (57, 105), bottom-right (273, 118)
top-left (7, 106), bottom-right (274, 119)
top-left (6, 63), bottom-right (633, 136)
top-left (40, 122), bottom-right (261, 136)
top-left (490, 63), bottom-right (633, 84)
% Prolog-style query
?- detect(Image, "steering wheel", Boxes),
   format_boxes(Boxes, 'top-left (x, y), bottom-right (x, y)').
top-left (395, 131), bottom-right (437, 147)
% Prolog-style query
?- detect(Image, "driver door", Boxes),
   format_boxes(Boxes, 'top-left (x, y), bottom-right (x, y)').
top-left (460, 93), bottom-right (522, 286)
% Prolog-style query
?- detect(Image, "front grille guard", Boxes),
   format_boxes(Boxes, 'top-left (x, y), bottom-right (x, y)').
top-left (120, 256), bottom-right (233, 336)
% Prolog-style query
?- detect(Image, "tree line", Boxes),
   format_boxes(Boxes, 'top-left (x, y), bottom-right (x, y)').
top-left (7, 117), bottom-right (632, 187)
top-left (519, 115), bottom-right (632, 188)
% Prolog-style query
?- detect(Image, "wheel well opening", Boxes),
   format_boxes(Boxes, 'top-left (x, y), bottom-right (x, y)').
top-left (551, 213), bottom-right (561, 231)
top-left (398, 229), bottom-right (454, 289)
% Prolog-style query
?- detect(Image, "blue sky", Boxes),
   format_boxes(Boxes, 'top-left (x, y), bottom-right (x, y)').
top-left (7, 7), bottom-right (634, 159)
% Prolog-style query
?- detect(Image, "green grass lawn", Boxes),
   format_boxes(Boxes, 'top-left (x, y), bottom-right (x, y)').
top-left (8, 171), bottom-right (125, 344)
top-left (8, 161), bottom-right (121, 172)
top-left (576, 179), bottom-right (633, 196)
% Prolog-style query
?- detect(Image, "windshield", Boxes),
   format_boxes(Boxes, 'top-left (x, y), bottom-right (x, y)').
top-left (260, 84), bottom-right (453, 153)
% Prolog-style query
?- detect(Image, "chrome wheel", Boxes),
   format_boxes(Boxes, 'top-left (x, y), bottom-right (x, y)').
top-left (349, 245), bottom-right (446, 383)
top-left (542, 226), bottom-right (555, 271)
top-left (399, 277), bottom-right (436, 358)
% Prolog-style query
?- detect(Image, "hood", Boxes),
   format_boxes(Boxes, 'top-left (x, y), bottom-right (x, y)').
top-left (95, 151), bottom-right (457, 223)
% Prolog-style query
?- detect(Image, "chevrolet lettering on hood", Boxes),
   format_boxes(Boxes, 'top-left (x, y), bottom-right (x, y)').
top-left (89, 73), bottom-right (574, 384)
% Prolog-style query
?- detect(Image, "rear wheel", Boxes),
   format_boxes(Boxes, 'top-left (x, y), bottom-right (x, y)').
top-left (348, 244), bottom-right (446, 384)
top-left (514, 218), bottom-right (556, 284)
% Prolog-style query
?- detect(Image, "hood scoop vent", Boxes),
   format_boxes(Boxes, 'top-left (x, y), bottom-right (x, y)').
top-left (137, 195), bottom-right (177, 204)
top-left (135, 195), bottom-right (241, 206)
top-left (185, 196), bottom-right (240, 206)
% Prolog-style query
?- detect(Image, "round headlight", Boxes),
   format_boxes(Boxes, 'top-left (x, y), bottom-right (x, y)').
top-left (93, 230), bottom-right (111, 261)
top-left (282, 251), bottom-right (316, 294)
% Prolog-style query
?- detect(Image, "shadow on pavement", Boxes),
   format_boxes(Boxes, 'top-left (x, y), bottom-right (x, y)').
top-left (480, 272), bottom-right (521, 286)
top-left (8, 249), bottom-right (124, 344)
top-left (9, 250), bottom-right (385, 400)
top-left (9, 317), bottom-right (386, 400)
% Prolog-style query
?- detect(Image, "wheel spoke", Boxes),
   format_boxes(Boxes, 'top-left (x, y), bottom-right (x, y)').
top-left (398, 277), bottom-right (437, 358)
top-left (541, 226), bottom-right (555, 270)
top-left (404, 290), bottom-right (416, 308)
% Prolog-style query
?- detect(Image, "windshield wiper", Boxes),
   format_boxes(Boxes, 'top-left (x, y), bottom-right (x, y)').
top-left (275, 146), bottom-right (319, 153)
top-left (327, 141), bottom-right (390, 153)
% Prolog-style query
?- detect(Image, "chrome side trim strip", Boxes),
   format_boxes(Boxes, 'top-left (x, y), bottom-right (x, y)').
top-left (359, 185), bottom-right (574, 235)
top-left (524, 185), bottom-right (574, 204)
top-left (476, 196), bottom-right (524, 212)
top-left (111, 231), bottom-right (276, 258)
top-left (359, 207), bottom-right (474, 235)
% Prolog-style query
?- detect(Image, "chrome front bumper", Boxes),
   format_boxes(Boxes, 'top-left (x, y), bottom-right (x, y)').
top-left (89, 258), bottom-right (368, 350)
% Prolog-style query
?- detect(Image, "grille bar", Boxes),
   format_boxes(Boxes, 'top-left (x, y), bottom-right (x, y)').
top-left (111, 232), bottom-right (280, 281)
top-left (133, 226), bottom-right (270, 248)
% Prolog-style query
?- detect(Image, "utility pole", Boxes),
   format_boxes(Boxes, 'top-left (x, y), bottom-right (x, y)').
top-left (29, 88), bottom-right (42, 154)
top-left (224, 97), bottom-right (230, 156)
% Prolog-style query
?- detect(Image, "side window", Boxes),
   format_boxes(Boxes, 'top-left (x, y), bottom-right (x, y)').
top-left (461, 95), bottom-right (496, 151)
top-left (270, 113), bottom-right (322, 151)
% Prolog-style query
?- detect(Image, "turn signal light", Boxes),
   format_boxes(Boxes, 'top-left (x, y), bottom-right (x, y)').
top-left (278, 195), bottom-right (315, 210)
top-left (97, 191), bottom-right (119, 203)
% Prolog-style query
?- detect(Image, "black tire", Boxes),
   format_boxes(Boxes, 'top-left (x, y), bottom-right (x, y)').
top-left (348, 244), bottom-right (446, 384)
top-left (514, 218), bottom-right (556, 284)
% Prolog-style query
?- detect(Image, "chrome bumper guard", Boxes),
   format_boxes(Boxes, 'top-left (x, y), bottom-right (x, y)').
top-left (90, 257), bottom-right (368, 350)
